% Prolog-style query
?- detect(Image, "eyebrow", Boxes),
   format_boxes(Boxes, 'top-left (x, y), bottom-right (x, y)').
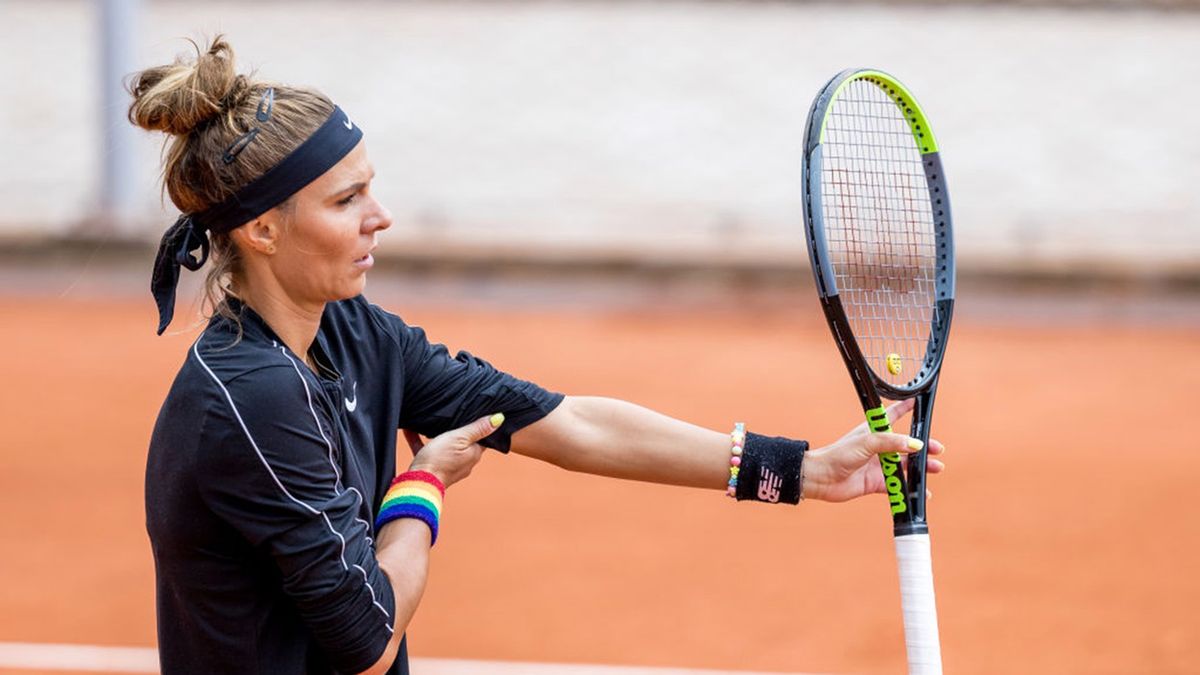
top-left (331, 169), bottom-right (376, 199)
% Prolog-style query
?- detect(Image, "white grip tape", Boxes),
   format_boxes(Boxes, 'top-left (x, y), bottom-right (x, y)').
top-left (895, 533), bottom-right (943, 674)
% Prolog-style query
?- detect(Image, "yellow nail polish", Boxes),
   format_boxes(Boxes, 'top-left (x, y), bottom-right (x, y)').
top-left (489, 413), bottom-right (505, 428)
top-left (907, 437), bottom-right (924, 451)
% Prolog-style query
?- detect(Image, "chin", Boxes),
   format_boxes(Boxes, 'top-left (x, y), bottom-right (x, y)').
top-left (338, 276), bottom-right (368, 300)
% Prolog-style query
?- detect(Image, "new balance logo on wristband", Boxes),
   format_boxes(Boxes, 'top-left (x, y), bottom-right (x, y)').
top-left (757, 467), bottom-right (782, 503)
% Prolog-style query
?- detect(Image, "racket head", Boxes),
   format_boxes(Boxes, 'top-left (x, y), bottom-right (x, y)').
top-left (802, 69), bottom-right (955, 401)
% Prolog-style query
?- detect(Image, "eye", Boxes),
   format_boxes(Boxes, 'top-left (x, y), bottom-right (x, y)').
top-left (337, 193), bottom-right (357, 206)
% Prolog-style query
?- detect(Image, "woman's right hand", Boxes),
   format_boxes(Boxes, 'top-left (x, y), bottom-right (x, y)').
top-left (801, 399), bottom-right (945, 503)
top-left (402, 413), bottom-right (503, 488)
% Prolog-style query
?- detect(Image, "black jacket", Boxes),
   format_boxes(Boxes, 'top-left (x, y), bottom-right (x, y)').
top-left (146, 296), bottom-right (563, 673)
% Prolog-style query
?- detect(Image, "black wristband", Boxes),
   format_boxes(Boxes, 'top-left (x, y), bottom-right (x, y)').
top-left (735, 432), bottom-right (808, 504)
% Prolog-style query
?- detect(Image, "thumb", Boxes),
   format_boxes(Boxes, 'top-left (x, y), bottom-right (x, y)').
top-left (865, 432), bottom-right (924, 457)
top-left (457, 412), bottom-right (505, 444)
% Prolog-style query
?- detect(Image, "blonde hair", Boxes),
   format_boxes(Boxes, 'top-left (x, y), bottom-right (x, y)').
top-left (128, 35), bottom-right (334, 327)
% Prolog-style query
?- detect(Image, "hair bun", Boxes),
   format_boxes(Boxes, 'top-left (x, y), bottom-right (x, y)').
top-left (128, 36), bottom-right (246, 136)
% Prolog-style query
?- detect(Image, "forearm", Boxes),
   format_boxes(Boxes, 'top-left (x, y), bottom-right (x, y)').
top-left (511, 395), bottom-right (730, 490)
top-left (357, 519), bottom-right (431, 675)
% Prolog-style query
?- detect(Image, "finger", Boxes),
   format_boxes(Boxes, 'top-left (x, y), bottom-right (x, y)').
top-left (926, 438), bottom-right (945, 455)
top-left (926, 458), bottom-right (945, 474)
top-left (457, 413), bottom-right (505, 444)
top-left (402, 429), bottom-right (424, 456)
top-left (866, 431), bottom-right (924, 457)
top-left (884, 398), bottom-right (916, 425)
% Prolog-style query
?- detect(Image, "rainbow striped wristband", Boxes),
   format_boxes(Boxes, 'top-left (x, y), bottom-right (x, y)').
top-left (375, 470), bottom-right (446, 545)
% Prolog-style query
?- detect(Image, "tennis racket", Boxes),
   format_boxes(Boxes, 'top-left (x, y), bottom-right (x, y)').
top-left (801, 69), bottom-right (954, 674)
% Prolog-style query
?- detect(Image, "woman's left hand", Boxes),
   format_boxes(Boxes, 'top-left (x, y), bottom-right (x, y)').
top-left (802, 398), bottom-right (946, 503)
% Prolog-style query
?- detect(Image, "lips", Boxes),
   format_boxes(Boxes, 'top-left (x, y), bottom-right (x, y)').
top-left (353, 245), bottom-right (377, 269)
top-left (354, 244), bottom-right (378, 262)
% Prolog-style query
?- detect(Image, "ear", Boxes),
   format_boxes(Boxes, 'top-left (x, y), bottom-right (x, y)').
top-left (231, 210), bottom-right (283, 255)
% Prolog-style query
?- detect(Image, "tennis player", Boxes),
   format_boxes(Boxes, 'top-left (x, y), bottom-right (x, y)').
top-left (135, 38), bottom-right (945, 675)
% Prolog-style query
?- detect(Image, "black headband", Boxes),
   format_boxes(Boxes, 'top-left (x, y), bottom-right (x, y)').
top-left (151, 105), bottom-right (363, 335)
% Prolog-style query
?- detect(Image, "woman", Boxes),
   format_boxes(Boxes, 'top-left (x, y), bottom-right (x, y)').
top-left (136, 38), bottom-right (944, 675)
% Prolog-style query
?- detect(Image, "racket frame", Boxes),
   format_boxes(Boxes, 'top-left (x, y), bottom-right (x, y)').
top-left (801, 67), bottom-right (955, 675)
top-left (801, 68), bottom-right (956, 536)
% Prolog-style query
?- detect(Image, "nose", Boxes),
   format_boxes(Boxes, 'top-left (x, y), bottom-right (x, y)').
top-left (364, 195), bottom-right (393, 234)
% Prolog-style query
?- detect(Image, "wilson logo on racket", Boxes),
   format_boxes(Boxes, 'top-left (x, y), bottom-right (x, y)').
top-left (880, 453), bottom-right (907, 515)
top-left (757, 467), bottom-right (782, 503)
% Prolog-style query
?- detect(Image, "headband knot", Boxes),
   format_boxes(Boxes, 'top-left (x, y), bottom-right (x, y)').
top-left (175, 217), bottom-right (211, 271)
top-left (150, 105), bottom-right (363, 335)
top-left (150, 215), bottom-right (209, 334)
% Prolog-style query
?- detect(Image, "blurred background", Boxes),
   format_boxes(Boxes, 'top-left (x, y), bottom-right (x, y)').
top-left (5, 0), bottom-right (1199, 279)
top-left (1, 1), bottom-right (1197, 674)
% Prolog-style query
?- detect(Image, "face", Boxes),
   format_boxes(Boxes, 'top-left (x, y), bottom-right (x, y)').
top-left (259, 141), bottom-right (391, 306)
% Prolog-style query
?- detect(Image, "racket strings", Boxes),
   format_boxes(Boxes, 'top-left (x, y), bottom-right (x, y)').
top-left (821, 80), bottom-right (938, 387)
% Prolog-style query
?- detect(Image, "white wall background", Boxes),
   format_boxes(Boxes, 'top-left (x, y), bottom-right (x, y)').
top-left (1, 0), bottom-right (1198, 274)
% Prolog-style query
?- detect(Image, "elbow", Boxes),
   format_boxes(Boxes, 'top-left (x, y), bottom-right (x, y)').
top-left (355, 631), bottom-right (403, 675)
top-left (318, 607), bottom-right (401, 675)
top-left (290, 565), bottom-right (404, 674)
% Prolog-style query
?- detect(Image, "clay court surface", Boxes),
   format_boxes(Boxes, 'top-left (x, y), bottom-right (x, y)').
top-left (1, 278), bottom-right (1197, 674)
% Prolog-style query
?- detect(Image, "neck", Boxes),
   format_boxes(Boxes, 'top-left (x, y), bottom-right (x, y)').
top-left (236, 282), bottom-right (324, 369)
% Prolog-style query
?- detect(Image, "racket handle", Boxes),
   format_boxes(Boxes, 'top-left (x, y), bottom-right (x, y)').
top-left (895, 533), bottom-right (943, 674)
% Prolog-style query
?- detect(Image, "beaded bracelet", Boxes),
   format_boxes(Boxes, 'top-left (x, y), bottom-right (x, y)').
top-left (726, 422), bottom-right (745, 498)
top-left (375, 470), bottom-right (446, 545)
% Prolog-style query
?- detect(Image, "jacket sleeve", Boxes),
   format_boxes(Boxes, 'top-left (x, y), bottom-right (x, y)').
top-left (379, 309), bottom-right (565, 453)
top-left (196, 364), bottom-right (396, 674)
